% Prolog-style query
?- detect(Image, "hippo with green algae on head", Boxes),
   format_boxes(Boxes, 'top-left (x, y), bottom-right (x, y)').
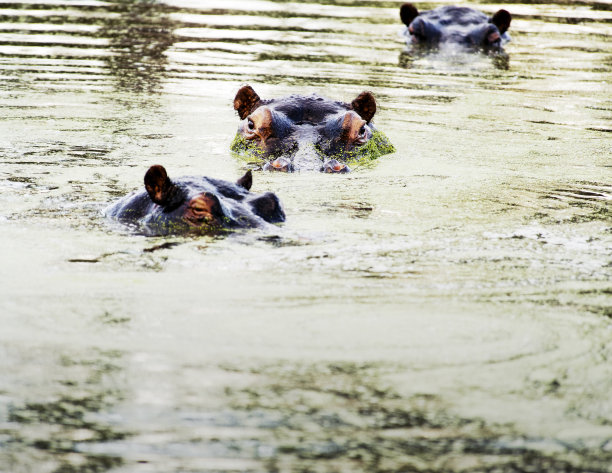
top-left (231, 85), bottom-right (395, 173)
top-left (106, 165), bottom-right (285, 236)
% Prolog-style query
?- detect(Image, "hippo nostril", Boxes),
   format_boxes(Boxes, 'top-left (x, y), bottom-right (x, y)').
top-left (322, 159), bottom-right (350, 174)
top-left (263, 157), bottom-right (292, 172)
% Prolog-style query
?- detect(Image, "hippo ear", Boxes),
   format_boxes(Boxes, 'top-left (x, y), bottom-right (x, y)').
top-left (351, 91), bottom-right (377, 123)
top-left (491, 9), bottom-right (511, 35)
top-left (234, 85), bottom-right (261, 120)
top-left (249, 192), bottom-right (285, 224)
top-left (144, 165), bottom-right (173, 206)
top-left (236, 169), bottom-right (252, 191)
top-left (201, 192), bottom-right (224, 219)
top-left (400, 3), bottom-right (419, 26)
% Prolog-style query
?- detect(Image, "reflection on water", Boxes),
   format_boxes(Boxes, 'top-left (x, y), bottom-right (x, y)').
top-left (98, 1), bottom-right (176, 93)
top-left (399, 47), bottom-right (510, 70)
top-left (0, 0), bottom-right (177, 93)
top-left (0, 0), bottom-right (611, 472)
top-left (1, 348), bottom-right (126, 472)
top-left (223, 361), bottom-right (612, 472)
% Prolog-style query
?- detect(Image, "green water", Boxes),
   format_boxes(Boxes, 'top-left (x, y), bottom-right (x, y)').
top-left (0, 1), bottom-right (610, 472)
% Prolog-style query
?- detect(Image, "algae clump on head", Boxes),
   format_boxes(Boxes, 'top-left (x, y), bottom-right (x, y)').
top-left (139, 214), bottom-right (229, 237)
top-left (230, 130), bottom-right (396, 169)
top-left (343, 130), bottom-right (396, 167)
top-left (230, 133), bottom-right (268, 166)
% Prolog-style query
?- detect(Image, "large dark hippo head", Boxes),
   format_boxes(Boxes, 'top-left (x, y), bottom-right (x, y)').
top-left (106, 165), bottom-right (285, 235)
top-left (400, 3), bottom-right (512, 53)
top-left (230, 85), bottom-right (395, 173)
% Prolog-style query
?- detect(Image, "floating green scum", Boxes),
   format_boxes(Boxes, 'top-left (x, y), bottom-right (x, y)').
top-left (231, 129), bottom-right (395, 171)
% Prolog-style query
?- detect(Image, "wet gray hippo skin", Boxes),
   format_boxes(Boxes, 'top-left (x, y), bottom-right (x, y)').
top-left (231, 85), bottom-right (394, 173)
top-left (106, 165), bottom-right (285, 235)
top-left (400, 3), bottom-right (512, 52)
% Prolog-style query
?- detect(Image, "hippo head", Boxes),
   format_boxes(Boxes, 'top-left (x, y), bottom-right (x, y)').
top-left (400, 3), bottom-right (512, 52)
top-left (106, 165), bottom-right (285, 235)
top-left (231, 85), bottom-right (395, 173)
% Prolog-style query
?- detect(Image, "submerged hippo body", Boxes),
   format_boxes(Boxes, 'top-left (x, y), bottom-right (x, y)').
top-left (400, 3), bottom-right (512, 53)
top-left (231, 85), bottom-right (395, 173)
top-left (106, 165), bottom-right (285, 235)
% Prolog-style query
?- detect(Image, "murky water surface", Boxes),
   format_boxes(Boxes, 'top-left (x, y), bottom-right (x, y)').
top-left (0, 0), bottom-right (611, 471)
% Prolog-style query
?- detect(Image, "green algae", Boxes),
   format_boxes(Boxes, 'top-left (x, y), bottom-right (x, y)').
top-left (230, 130), bottom-right (395, 169)
top-left (338, 130), bottom-right (396, 167)
top-left (230, 133), bottom-right (268, 166)
top-left (314, 130), bottom-right (396, 169)
top-left (140, 216), bottom-right (230, 237)
top-left (140, 218), bottom-right (191, 236)
top-left (117, 214), bottom-right (229, 237)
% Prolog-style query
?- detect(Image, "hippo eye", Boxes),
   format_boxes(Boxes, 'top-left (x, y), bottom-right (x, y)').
top-left (359, 125), bottom-right (366, 137)
top-left (190, 204), bottom-right (208, 217)
top-left (247, 119), bottom-right (255, 131)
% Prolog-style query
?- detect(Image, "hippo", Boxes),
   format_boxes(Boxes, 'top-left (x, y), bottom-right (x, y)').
top-left (106, 165), bottom-right (285, 235)
top-left (400, 3), bottom-right (512, 53)
top-left (230, 85), bottom-right (395, 173)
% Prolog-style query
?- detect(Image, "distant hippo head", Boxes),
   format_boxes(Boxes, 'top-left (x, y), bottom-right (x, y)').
top-left (106, 165), bottom-right (285, 235)
top-left (231, 85), bottom-right (395, 173)
top-left (400, 4), bottom-right (512, 52)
